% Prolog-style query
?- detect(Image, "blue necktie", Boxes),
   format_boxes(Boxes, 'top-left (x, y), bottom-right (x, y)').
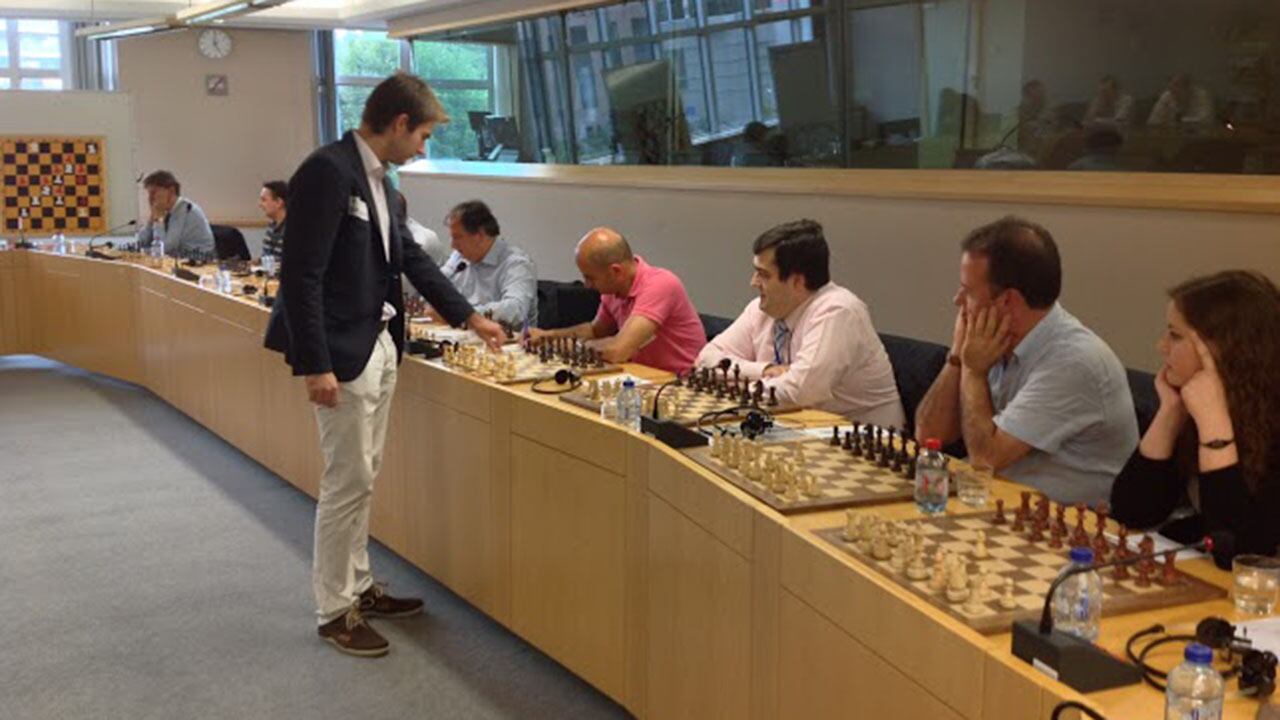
top-left (773, 320), bottom-right (790, 365)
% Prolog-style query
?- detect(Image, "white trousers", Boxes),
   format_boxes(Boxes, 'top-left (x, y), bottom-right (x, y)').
top-left (312, 329), bottom-right (398, 624)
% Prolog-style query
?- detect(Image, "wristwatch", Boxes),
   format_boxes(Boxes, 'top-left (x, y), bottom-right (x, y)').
top-left (1200, 438), bottom-right (1235, 450)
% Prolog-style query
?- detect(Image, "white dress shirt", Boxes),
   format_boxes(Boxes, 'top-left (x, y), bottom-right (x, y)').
top-left (696, 283), bottom-right (905, 427)
top-left (352, 131), bottom-right (396, 323)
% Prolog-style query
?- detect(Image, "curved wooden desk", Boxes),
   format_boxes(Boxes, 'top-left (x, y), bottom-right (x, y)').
top-left (0, 250), bottom-right (1260, 719)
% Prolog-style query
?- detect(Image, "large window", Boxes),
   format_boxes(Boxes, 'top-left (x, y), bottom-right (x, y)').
top-left (0, 18), bottom-right (70, 90)
top-left (325, 30), bottom-right (501, 160)
top-left (404, 0), bottom-right (1280, 175)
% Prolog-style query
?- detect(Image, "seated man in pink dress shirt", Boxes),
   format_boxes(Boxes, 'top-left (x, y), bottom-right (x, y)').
top-left (527, 227), bottom-right (705, 373)
top-left (696, 219), bottom-right (905, 427)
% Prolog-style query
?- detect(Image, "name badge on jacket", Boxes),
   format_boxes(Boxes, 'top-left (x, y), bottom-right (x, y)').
top-left (349, 195), bottom-right (370, 222)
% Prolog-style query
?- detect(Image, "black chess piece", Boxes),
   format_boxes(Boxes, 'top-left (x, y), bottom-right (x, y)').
top-left (830, 426), bottom-right (841, 447)
top-left (768, 387), bottom-right (777, 407)
top-left (753, 381), bottom-right (764, 406)
top-left (842, 431), bottom-right (853, 451)
top-left (673, 371), bottom-right (684, 387)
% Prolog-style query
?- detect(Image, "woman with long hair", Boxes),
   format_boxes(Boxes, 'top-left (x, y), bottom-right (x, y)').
top-left (1111, 270), bottom-right (1280, 564)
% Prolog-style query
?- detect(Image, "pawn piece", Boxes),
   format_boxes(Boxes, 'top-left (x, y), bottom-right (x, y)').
top-left (992, 498), bottom-right (1007, 525)
top-left (1011, 504), bottom-right (1026, 533)
top-left (973, 530), bottom-right (989, 559)
top-left (1019, 490), bottom-right (1032, 518)
top-left (1112, 561), bottom-right (1130, 582)
top-left (768, 386), bottom-right (778, 407)
top-left (1048, 522), bottom-right (1064, 549)
top-left (1115, 526), bottom-right (1131, 559)
top-left (1135, 559), bottom-right (1153, 588)
top-left (999, 577), bottom-right (1017, 610)
top-left (1054, 503), bottom-right (1068, 535)
top-left (1158, 551), bottom-right (1179, 587)
top-left (929, 551), bottom-right (947, 592)
top-left (945, 564), bottom-right (970, 604)
top-left (1094, 503), bottom-right (1110, 543)
top-left (905, 548), bottom-right (929, 581)
top-left (1027, 516), bottom-right (1045, 543)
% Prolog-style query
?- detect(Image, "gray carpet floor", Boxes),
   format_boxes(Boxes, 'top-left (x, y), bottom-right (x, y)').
top-left (0, 355), bottom-right (631, 720)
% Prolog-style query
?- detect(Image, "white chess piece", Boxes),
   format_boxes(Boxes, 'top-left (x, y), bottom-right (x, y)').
top-left (973, 530), bottom-right (989, 560)
top-left (906, 547), bottom-right (929, 580)
top-left (929, 551), bottom-right (947, 592)
top-left (841, 510), bottom-right (858, 542)
top-left (945, 564), bottom-right (970, 603)
top-left (999, 577), bottom-right (1017, 610)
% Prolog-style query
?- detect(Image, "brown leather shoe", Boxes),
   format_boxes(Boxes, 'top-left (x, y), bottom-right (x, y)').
top-left (317, 607), bottom-right (389, 658)
top-left (359, 583), bottom-right (424, 619)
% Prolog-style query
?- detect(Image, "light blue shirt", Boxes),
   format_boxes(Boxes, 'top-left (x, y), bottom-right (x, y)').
top-left (441, 238), bottom-right (537, 327)
top-left (136, 196), bottom-right (214, 257)
top-left (988, 303), bottom-right (1138, 506)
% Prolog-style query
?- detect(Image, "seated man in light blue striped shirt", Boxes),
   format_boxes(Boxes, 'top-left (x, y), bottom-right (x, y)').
top-left (135, 170), bottom-right (214, 258)
top-left (915, 216), bottom-right (1139, 506)
top-left (438, 200), bottom-right (537, 328)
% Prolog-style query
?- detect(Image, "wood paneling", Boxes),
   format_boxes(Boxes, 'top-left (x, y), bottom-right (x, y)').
top-left (647, 493), bottom-right (752, 720)
top-left (778, 589), bottom-right (966, 720)
top-left (510, 435), bottom-right (627, 702)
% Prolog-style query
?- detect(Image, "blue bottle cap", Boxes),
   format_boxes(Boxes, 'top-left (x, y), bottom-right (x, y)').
top-left (1185, 642), bottom-right (1214, 664)
top-left (1068, 546), bottom-right (1094, 564)
top-left (623, 379), bottom-right (635, 388)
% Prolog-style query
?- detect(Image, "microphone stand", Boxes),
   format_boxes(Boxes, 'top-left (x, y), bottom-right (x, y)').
top-left (87, 219), bottom-right (138, 260)
top-left (1011, 536), bottom-right (1215, 693)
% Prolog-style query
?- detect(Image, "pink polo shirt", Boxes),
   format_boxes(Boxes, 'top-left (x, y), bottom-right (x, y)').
top-left (595, 256), bottom-right (706, 373)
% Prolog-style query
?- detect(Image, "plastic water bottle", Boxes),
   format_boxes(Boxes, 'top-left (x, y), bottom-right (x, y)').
top-left (52, 231), bottom-right (67, 254)
top-left (1164, 643), bottom-right (1224, 720)
top-left (216, 263), bottom-right (233, 294)
top-left (615, 379), bottom-right (642, 432)
top-left (1052, 546), bottom-right (1103, 641)
top-left (151, 221), bottom-right (166, 259)
top-left (913, 438), bottom-right (949, 514)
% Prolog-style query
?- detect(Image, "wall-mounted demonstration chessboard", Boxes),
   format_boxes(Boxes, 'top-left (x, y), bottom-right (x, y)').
top-left (2, 136), bottom-right (107, 236)
top-left (812, 496), bottom-right (1225, 634)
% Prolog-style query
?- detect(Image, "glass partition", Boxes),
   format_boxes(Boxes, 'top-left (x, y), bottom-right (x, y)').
top-left (408, 0), bottom-right (1280, 174)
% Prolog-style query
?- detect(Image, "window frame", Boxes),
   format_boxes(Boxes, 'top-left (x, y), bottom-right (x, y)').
top-left (0, 18), bottom-right (74, 91)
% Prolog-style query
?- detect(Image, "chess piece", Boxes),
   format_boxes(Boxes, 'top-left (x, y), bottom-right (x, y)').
top-left (1028, 516), bottom-right (1045, 543)
top-left (801, 470), bottom-right (821, 499)
top-left (992, 499), bottom-right (1007, 525)
top-left (830, 425), bottom-right (841, 447)
top-left (1158, 550), bottom-right (1179, 587)
top-left (1115, 526), bottom-right (1131, 559)
top-left (927, 551), bottom-right (946, 591)
top-left (1000, 577), bottom-right (1017, 610)
top-left (906, 546), bottom-right (928, 580)
top-left (1135, 560), bottom-right (1153, 588)
top-left (946, 565), bottom-right (970, 603)
top-left (871, 530), bottom-right (892, 561)
top-left (1094, 504), bottom-right (1110, 543)
top-left (842, 431), bottom-right (853, 451)
top-left (1048, 522), bottom-right (1064, 549)
top-left (1054, 503), bottom-right (1068, 536)
top-left (841, 509), bottom-right (858, 542)
top-left (1112, 561), bottom-right (1129, 581)
top-left (963, 575), bottom-right (985, 614)
top-left (973, 530), bottom-right (989, 559)
top-left (768, 387), bottom-right (778, 407)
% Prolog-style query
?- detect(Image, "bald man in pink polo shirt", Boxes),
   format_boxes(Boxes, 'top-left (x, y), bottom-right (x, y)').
top-left (528, 227), bottom-right (705, 373)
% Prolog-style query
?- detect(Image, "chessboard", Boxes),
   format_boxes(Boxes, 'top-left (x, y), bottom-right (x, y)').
top-left (813, 500), bottom-right (1225, 635)
top-left (3, 136), bottom-right (107, 235)
top-left (559, 377), bottom-right (794, 427)
top-left (440, 342), bottom-right (619, 385)
top-left (682, 425), bottom-right (923, 514)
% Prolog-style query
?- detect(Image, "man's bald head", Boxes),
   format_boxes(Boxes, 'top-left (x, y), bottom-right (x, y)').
top-left (576, 227), bottom-right (634, 269)
top-left (575, 227), bottom-right (637, 296)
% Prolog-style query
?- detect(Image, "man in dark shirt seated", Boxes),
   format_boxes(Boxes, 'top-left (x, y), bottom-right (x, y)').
top-left (259, 180), bottom-right (288, 261)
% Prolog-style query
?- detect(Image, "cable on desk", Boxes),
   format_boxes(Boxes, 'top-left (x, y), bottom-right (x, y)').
top-left (1049, 700), bottom-right (1107, 720)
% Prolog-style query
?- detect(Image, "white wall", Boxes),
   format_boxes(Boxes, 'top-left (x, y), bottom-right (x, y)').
top-left (0, 90), bottom-right (136, 232)
top-left (116, 28), bottom-right (316, 222)
top-left (399, 169), bottom-right (1280, 373)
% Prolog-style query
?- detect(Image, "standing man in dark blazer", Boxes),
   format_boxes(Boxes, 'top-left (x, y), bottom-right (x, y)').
top-left (264, 72), bottom-right (505, 657)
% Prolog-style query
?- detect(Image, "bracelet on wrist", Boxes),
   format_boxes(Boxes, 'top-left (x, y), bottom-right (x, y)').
top-left (1199, 437), bottom-right (1235, 450)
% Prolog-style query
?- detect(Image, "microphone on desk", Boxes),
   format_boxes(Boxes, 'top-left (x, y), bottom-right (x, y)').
top-left (1011, 531), bottom-right (1232, 693)
top-left (87, 219), bottom-right (138, 259)
top-left (451, 261), bottom-right (467, 276)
